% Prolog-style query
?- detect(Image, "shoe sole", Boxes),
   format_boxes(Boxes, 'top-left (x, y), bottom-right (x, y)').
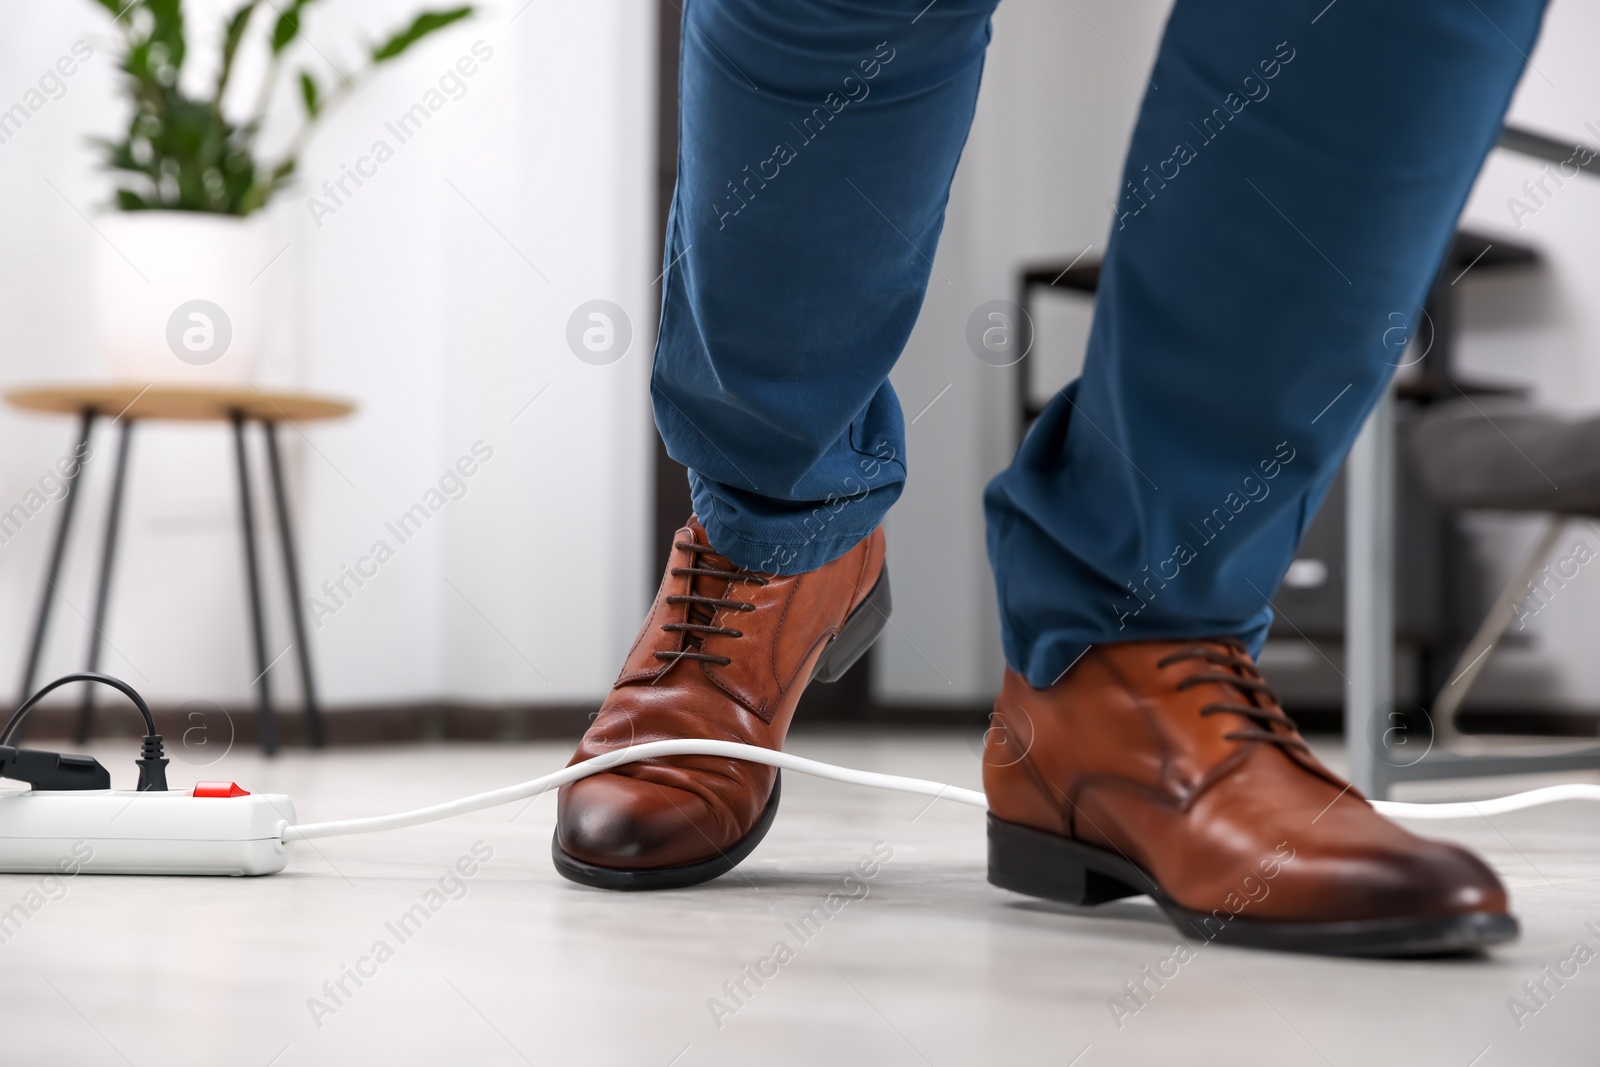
top-left (987, 815), bottom-right (1519, 957)
top-left (552, 569), bottom-right (890, 891)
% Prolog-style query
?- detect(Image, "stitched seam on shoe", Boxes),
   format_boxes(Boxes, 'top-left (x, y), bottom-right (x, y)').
top-left (1183, 747), bottom-right (1253, 812)
top-left (696, 571), bottom-right (763, 714)
top-left (769, 577), bottom-right (801, 699)
top-left (617, 666), bottom-right (669, 685)
top-left (1068, 775), bottom-right (1184, 857)
top-left (997, 681), bottom-right (1081, 841)
top-left (1015, 743), bottom-right (1073, 839)
top-left (702, 653), bottom-right (769, 722)
top-left (780, 628), bottom-right (834, 700)
top-left (1285, 746), bottom-right (1357, 794)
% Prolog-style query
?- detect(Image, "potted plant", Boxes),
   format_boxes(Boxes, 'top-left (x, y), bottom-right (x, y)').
top-left (88, 0), bottom-right (472, 383)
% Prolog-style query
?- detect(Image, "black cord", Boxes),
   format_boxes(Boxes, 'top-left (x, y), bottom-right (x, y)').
top-left (0, 673), bottom-right (167, 791)
top-left (2, 671), bottom-right (156, 744)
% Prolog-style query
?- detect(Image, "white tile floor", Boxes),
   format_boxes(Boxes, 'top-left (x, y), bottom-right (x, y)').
top-left (3, 732), bottom-right (1598, 1066)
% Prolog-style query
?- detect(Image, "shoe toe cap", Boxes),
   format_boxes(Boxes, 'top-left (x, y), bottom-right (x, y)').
top-left (1386, 839), bottom-right (1509, 916)
top-left (556, 772), bottom-right (726, 870)
top-left (1270, 838), bottom-right (1511, 922)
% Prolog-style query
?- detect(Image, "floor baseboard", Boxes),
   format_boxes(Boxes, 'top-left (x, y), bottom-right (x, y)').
top-left (13, 700), bottom-right (1595, 749)
top-left (12, 702), bottom-right (600, 748)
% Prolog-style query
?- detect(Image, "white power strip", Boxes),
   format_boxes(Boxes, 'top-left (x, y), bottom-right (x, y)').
top-left (0, 783), bottom-right (293, 877)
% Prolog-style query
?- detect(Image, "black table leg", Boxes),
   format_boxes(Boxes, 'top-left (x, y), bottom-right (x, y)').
top-left (231, 411), bottom-right (277, 756)
top-left (18, 409), bottom-right (96, 728)
top-left (263, 422), bottom-right (325, 748)
top-left (74, 418), bottom-right (135, 744)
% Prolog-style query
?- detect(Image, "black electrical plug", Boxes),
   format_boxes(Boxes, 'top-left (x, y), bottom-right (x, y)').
top-left (0, 746), bottom-right (111, 790)
top-left (136, 734), bottom-right (169, 792)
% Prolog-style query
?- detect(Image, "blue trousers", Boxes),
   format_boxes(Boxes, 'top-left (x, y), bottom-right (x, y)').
top-left (654, 0), bottom-right (1548, 688)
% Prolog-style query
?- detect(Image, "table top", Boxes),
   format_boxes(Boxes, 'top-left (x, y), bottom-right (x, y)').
top-left (3, 383), bottom-right (356, 423)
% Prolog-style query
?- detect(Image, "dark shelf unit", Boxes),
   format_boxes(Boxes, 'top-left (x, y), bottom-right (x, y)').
top-left (1015, 229), bottom-right (1542, 707)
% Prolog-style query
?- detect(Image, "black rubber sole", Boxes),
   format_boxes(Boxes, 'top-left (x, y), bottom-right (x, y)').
top-left (987, 815), bottom-right (1519, 957)
top-left (554, 776), bottom-right (782, 890)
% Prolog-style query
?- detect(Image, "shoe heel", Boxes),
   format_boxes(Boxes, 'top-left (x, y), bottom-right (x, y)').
top-left (987, 815), bottom-right (1143, 906)
top-left (812, 568), bottom-right (891, 683)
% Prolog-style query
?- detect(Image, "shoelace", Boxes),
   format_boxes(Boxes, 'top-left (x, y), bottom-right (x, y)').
top-left (654, 541), bottom-right (768, 667)
top-left (1155, 640), bottom-right (1310, 753)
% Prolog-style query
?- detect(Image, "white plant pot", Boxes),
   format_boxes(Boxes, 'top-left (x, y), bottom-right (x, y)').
top-left (92, 211), bottom-right (277, 385)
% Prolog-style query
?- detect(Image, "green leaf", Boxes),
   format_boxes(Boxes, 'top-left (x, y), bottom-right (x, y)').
top-left (298, 71), bottom-right (320, 118)
top-left (271, 0), bottom-right (314, 55)
top-left (216, 2), bottom-right (259, 99)
top-left (93, 0), bottom-right (474, 216)
top-left (370, 7), bottom-right (473, 63)
top-left (145, 0), bottom-right (187, 71)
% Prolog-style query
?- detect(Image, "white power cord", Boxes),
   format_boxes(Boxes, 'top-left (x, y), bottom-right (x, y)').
top-left (1371, 783), bottom-right (1600, 819)
top-left (281, 740), bottom-right (1600, 841)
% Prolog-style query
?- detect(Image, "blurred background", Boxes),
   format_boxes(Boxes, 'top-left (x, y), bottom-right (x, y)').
top-left (2, 0), bottom-right (1599, 743)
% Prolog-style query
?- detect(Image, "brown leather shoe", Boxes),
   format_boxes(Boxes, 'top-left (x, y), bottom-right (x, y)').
top-left (553, 517), bottom-right (889, 890)
top-left (983, 639), bottom-right (1517, 956)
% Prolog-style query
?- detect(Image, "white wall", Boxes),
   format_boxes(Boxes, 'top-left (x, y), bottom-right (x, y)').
top-left (0, 1), bottom-right (655, 710)
top-left (879, 0), bottom-right (1171, 705)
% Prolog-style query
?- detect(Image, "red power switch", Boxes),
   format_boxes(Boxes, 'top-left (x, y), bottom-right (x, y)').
top-left (193, 781), bottom-right (251, 798)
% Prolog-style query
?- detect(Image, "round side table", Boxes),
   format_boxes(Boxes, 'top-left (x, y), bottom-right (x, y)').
top-left (4, 383), bottom-right (356, 754)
